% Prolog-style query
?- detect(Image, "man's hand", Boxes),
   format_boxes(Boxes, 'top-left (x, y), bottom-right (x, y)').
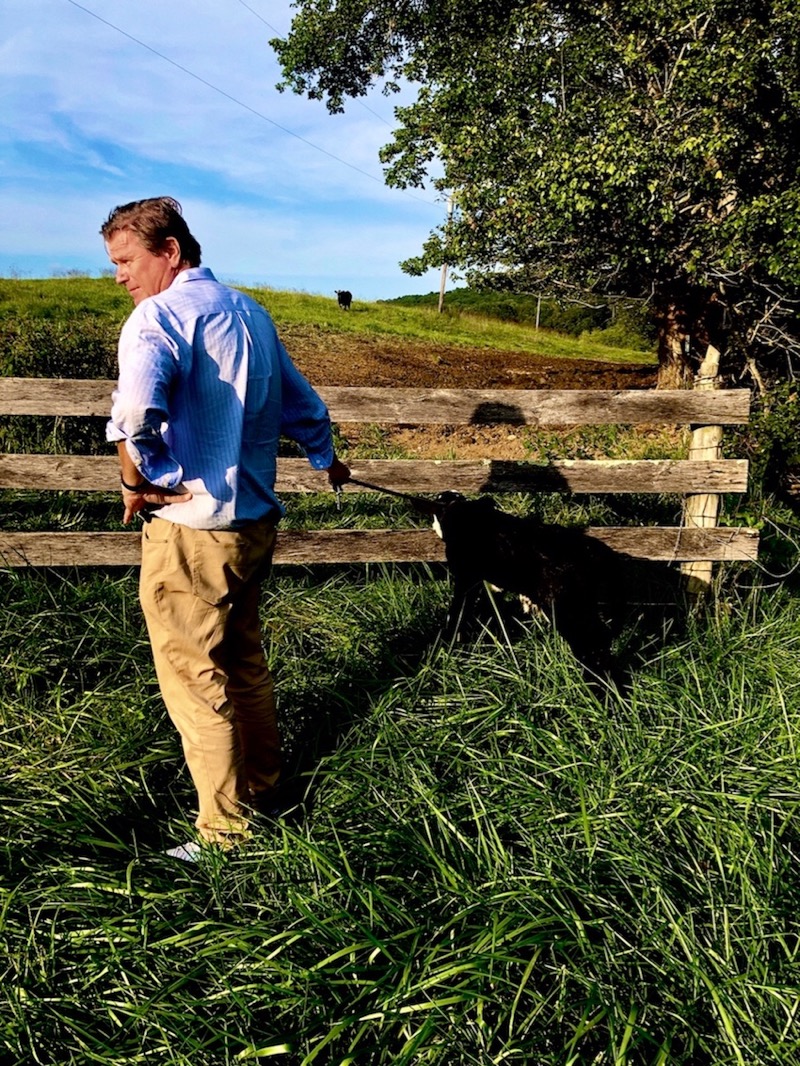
top-left (120, 482), bottom-right (192, 525)
top-left (326, 456), bottom-right (351, 489)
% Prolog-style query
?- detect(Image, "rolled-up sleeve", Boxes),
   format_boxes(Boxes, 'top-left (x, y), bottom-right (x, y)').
top-left (105, 308), bottom-right (185, 488)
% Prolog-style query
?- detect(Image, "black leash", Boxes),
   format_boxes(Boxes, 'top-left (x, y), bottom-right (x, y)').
top-left (346, 476), bottom-right (421, 501)
top-left (341, 476), bottom-right (441, 515)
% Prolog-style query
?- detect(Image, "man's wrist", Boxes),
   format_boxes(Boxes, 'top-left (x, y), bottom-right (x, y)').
top-left (121, 475), bottom-right (149, 492)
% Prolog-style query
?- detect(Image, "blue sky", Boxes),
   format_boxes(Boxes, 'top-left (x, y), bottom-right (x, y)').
top-left (1, 0), bottom-right (447, 300)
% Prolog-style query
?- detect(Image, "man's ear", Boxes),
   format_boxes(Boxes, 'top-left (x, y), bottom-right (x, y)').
top-left (163, 236), bottom-right (183, 266)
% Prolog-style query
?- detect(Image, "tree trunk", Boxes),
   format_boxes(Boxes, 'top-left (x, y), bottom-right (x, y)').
top-left (657, 303), bottom-right (694, 389)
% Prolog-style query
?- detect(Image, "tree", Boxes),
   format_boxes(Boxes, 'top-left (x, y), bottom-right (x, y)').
top-left (273, 0), bottom-right (800, 389)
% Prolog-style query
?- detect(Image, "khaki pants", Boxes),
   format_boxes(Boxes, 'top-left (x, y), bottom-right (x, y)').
top-left (139, 517), bottom-right (279, 844)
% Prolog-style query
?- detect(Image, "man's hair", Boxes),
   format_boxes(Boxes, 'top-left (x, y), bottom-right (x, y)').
top-left (100, 197), bottom-right (202, 266)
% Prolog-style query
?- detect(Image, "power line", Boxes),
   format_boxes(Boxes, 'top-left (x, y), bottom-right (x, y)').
top-left (232, 0), bottom-right (395, 127)
top-left (233, 0), bottom-right (283, 35)
top-left (63, 0), bottom-right (438, 205)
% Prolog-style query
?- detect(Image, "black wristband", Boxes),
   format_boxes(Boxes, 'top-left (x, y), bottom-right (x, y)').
top-left (121, 476), bottom-right (149, 492)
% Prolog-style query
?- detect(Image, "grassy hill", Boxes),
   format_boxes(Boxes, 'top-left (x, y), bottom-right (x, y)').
top-left (0, 277), bottom-right (657, 375)
top-left (387, 285), bottom-right (655, 348)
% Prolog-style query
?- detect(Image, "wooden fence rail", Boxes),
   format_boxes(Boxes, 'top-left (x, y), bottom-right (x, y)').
top-left (0, 378), bottom-right (759, 572)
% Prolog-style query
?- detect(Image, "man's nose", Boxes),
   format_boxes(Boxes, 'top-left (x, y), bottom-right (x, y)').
top-left (115, 266), bottom-right (128, 285)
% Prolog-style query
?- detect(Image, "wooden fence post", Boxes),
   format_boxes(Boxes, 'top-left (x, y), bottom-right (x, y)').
top-left (681, 344), bottom-right (723, 596)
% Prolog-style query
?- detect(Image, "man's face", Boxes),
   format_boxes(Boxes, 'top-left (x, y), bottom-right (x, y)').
top-left (105, 229), bottom-right (182, 305)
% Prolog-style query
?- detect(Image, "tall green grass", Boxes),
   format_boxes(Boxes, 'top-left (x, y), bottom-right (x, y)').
top-left (2, 562), bottom-right (800, 1064)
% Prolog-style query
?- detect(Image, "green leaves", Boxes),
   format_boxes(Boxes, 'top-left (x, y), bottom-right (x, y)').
top-left (274, 0), bottom-right (800, 385)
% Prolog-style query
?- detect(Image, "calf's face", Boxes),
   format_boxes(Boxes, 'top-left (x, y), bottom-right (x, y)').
top-left (431, 491), bottom-right (472, 542)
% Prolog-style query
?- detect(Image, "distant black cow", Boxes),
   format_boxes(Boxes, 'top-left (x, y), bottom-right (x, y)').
top-left (335, 289), bottom-right (352, 310)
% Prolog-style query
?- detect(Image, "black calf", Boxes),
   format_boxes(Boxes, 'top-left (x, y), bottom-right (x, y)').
top-left (432, 493), bottom-right (624, 687)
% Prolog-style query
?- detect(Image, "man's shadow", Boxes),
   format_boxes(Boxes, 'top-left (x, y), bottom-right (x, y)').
top-left (271, 548), bottom-right (688, 827)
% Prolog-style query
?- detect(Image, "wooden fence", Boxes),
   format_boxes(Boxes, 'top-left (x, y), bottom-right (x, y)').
top-left (0, 378), bottom-right (759, 578)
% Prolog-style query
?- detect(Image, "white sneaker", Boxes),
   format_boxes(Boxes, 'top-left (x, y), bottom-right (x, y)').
top-left (165, 841), bottom-right (203, 863)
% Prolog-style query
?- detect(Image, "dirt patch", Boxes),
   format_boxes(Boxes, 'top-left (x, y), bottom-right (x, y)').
top-left (281, 326), bottom-right (659, 460)
top-left (282, 326), bottom-right (657, 391)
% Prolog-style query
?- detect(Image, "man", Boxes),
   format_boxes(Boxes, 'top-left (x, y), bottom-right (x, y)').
top-left (103, 196), bottom-right (349, 860)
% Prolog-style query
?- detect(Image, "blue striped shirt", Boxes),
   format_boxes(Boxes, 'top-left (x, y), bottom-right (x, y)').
top-left (106, 268), bottom-right (334, 529)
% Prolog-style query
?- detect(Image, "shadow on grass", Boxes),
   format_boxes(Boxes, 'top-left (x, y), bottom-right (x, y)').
top-left (269, 556), bottom-right (692, 827)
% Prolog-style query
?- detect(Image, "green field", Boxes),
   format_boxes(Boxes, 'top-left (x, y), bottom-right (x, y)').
top-left (2, 279), bottom-right (800, 1064)
top-left (0, 276), bottom-right (657, 369)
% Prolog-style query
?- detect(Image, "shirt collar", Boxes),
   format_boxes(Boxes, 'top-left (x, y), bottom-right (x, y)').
top-left (172, 266), bottom-right (216, 287)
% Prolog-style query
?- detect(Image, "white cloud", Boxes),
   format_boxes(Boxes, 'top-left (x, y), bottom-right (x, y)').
top-left (0, 0), bottom-right (445, 298)
top-left (0, 185), bottom-right (442, 299)
top-left (3, 0), bottom-right (424, 203)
